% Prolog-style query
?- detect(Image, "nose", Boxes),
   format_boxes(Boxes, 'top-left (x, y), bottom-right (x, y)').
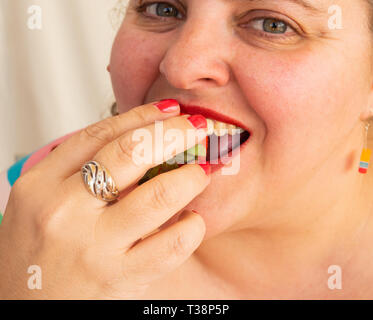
top-left (159, 15), bottom-right (232, 90)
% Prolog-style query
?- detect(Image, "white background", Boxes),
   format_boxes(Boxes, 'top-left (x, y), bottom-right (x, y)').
top-left (0, 0), bottom-right (124, 171)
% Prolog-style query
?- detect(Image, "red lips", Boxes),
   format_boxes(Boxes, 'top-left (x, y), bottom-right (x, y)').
top-left (179, 104), bottom-right (250, 133)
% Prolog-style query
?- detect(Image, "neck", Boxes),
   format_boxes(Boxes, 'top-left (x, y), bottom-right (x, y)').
top-left (195, 139), bottom-right (373, 298)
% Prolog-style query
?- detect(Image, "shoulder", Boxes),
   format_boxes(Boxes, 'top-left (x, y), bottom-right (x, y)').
top-left (0, 130), bottom-right (79, 223)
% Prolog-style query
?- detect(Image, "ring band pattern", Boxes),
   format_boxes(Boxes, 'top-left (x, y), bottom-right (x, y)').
top-left (81, 161), bottom-right (119, 202)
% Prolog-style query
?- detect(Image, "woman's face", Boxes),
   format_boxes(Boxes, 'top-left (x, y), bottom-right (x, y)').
top-left (110, 0), bottom-right (373, 238)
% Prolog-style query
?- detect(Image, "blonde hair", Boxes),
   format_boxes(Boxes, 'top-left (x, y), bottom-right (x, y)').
top-left (110, 0), bottom-right (129, 31)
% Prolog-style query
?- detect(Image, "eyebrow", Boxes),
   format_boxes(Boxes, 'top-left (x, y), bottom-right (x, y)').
top-left (227, 0), bottom-right (325, 14)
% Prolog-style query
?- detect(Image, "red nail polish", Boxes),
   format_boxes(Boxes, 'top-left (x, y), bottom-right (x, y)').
top-left (199, 163), bottom-right (211, 175)
top-left (154, 99), bottom-right (180, 113)
top-left (187, 115), bottom-right (207, 129)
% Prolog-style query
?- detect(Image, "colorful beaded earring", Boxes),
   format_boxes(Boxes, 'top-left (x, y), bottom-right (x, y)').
top-left (358, 122), bottom-right (371, 174)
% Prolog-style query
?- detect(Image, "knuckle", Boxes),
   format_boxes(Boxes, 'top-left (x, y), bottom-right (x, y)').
top-left (171, 233), bottom-right (188, 256)
top-left (150, 178), bottom-right (177, 210)
top-left (114, 133), bottom-right (141, 163)
top-left (130, 106), bottom-right (150, 124)
top-left (10, 175), bottom-right (28, 197)
top-left (34, 205), bottom-right (62, 241)
top-left (10, 170), bottom-right (39, 198)
top-left (82, 121), bottom-right (116, 145)
top-left (8, 171), bottom-right (54, 226)
top-left (32, 190), bottom-right (70, 243)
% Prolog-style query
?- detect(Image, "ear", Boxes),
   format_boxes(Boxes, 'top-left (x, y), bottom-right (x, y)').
top-left (360, 84), bottom-right (373, 121)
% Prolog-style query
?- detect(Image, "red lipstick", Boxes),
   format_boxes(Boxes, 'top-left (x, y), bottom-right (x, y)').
top-left (178, 104), bottom-right (251, 174)
top-left (179, 104), bottom-right (251, 134)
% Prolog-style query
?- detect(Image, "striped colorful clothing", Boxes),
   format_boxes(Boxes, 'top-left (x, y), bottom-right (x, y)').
top-left (0, 131), bottom-right (77, 225)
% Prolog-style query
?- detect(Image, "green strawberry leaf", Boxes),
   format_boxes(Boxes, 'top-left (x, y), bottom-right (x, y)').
top-left (187, 144), bottom-right (206, 157)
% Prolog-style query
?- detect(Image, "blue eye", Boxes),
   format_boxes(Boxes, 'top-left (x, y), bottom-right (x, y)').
top-left (135, 2), bottom-right (183, 19)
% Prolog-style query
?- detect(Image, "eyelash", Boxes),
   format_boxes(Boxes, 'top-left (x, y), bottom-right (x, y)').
top-left (134, 1), bottom-right (298, 39)
top-left (243, 17), bottom-right (297, 40)
top-left (134, 1), bottom-right (184, 21)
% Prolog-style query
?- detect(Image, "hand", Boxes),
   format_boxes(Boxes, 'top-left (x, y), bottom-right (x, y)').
top-left (0, 100), bottom-right (210, 299)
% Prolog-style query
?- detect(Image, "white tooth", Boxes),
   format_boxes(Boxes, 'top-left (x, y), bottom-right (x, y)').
top-left (214, 129), bottom-right (226, 137)
top-left (227, 124), bottom-right (237, 135)
top-left (230, 127), bottom-right (245, 135)
top-left (214, 121), bottom-right (228, 137)
top-left (206, 119), bottom-right (215, 136)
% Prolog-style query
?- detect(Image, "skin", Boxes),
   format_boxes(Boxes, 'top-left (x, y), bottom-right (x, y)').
top-left (1, 0), bottom-right (373, 299)
top-left (0, 102), bottom-right (212, 299)
top-left (110, 0), bottom-right (373, 298)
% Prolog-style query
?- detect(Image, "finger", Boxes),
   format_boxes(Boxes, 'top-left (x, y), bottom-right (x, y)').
top-left (35, 100), bottom-right (181, 180)
top-left (64, 114), bottom-right (208, 209)
top-left (121, 210), bottom-right (206, 286)
top-left (97, 163), bottom-right (210, 247)
top-left (95, 114), bottom-right (207, 190)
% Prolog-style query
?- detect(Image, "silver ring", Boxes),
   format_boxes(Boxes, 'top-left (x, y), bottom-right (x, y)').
top-left (81, 161), bottom-right (119, 202)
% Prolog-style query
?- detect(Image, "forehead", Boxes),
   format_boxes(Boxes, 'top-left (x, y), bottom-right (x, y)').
top-left (129, 0), bottom-right (365, 17)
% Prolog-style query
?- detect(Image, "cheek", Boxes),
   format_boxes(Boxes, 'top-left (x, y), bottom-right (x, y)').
top-left (233, 45), bottom-right (365, 177)
top-left (110, 28), bottom-right (164, 112)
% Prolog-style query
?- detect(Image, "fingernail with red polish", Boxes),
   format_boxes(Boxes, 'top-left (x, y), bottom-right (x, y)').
top-left (154, 99), bottom-right (180, 113)
top-left (187, 115), bottom-right (207, 129)
top-left (199, 163), bottom-right (211, 175)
